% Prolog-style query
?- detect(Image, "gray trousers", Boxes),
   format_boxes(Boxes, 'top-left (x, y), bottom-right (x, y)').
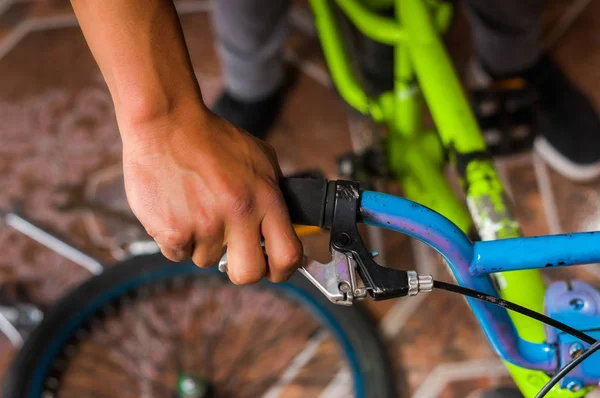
top-left (211, 0), bottom-right (544, 101)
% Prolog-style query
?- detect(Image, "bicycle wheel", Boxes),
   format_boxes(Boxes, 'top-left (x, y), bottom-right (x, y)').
top-left (3, 254), bottom-right (396, 398)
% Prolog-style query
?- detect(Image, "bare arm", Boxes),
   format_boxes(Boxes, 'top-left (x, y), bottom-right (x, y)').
top-left (71, 0), bottom-right (303, 283)
top-left (71, 0), bottom-right (202, 132)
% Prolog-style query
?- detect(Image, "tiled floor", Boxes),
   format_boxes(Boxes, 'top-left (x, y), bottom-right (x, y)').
top-left (1, 0), bottom-right (600, 397)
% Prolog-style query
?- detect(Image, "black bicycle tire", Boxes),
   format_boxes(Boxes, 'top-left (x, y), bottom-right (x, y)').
top-left (3, 254), bottom-right (397, 398)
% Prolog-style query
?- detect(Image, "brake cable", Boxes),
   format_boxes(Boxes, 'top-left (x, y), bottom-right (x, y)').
top-left (433, 280), bottom-right (596, 344)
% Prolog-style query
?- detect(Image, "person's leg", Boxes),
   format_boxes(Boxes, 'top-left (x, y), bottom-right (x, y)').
top-left (466, 0), bottom-right (543, 77)
top-left (210, 0), bottom-right (290, 138)
top-left (212, 0), bottom-right (289, 101)
top-left (467, 0), bottom-right (600, 182)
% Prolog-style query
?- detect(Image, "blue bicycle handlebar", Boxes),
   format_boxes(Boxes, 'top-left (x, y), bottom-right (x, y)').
top-left (471, 233), bottom-right (600, 275)
top-left (360, 190), bottom-right (600, 372)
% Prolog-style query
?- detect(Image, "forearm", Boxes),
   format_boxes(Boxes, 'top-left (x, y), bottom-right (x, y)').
top-left (71, 0), bottom-right (204, 133)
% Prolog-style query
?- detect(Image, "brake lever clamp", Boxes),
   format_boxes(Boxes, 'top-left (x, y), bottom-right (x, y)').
top-left (328, 180), bottom-right (423, 301)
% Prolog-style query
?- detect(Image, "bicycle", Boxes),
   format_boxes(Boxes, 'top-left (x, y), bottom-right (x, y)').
top-left (1, 0), bottom-right (597, 397)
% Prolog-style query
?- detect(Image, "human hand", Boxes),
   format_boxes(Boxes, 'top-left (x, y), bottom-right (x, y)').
top-left (120, 104), bottom-right (303, 284)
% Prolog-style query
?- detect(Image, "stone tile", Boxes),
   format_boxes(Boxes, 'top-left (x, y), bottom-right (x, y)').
top-left (391, 290), bottom-right (498, 394)
top-left (360, 296), bottom-right (396, 325)
top-left (504, 158), bottom-right (550, 237)
top-left (269, 71), bottom-right (353, 177)
top-left (0, 1), bottom-right (35, 43)
top-left (0, 22), bottom-right (120, 292)
top-left (29, 0), bottom-right (73, 19)
top-left (0, 0), bottom-right (78, 47)
top-left (552, 0), bottom-right (600, 109)
top-left (542, 0), bottom-right (593, 45)
top-left (549, 168), bottom-right (600, 233)
top-left (0, 25), bottom-right (101, 100)
top-left (286, 24), bottom-right (329, 84)
top-left (283, 338), bottom-right (352, 397)
top-left (0, 341), bottom-right (15, 392)
top-left (446, 4), bottom-right (474, 80)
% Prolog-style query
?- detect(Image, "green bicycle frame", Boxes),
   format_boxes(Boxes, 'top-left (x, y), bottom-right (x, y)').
top-left (307, 0), bottom-right (588, 396)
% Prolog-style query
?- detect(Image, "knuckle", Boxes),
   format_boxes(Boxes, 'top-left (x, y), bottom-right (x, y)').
top-left (229, 193), bottom-right (256, 220)
top-left (192, 256), bottom-right (215, 269)
top-left (160, 247), bottom-right (189, 263)
top-left (267, 145), bottom-right (278, 160)
top-left (195, 219), bottom-right (223, 241)
top-left (263, 146), bottom-right (279, 166)
top-left (274, 247), bottom-right (303, 271)
top-left (192, 248), bottom-right (223, 269)
top-left (262, 141), bottom-right (276, 154)
top-left (258, 187), bottom-right (286, 217)
top-left (260, 175), bottom-right (280, 193)
top-left (152, 229), bottom-right (192, 250)
top-left (262, 190), bottom-right (285, 213)
top-left (229, 268), bottom-right (264, 285)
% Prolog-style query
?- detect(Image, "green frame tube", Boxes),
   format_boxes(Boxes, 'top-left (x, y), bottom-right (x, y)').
top-left (307, 0), bottom-right (588, 396)
top-left (336, 0), bottom-right (404, 45)
top-left (309, 0), bottom-right (375, 117)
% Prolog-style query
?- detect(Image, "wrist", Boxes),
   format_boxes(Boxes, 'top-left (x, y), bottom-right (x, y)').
top-left (117, 89), bottom-right (210, 149)
top-left (115, 82), bottom-right (206, 125)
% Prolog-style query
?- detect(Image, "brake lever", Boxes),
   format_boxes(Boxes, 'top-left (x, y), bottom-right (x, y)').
top-left (218, 248), bottom-right (367, 306)
top-left (299, 251), bottom-right (367, 306)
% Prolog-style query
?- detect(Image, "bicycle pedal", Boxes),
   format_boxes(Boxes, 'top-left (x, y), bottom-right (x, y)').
top-left (470, 86), bottom-right (538, 156)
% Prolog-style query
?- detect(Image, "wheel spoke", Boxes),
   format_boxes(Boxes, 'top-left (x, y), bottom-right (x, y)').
top-left (203, 283), bottom-right (242, 381)
top-left (261, 330), bottom-right (328, 398)
top-left (226, 313), bottom-right (320, 391)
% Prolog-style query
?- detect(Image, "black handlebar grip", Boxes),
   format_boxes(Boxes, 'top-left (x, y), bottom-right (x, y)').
top-left (279, 178), bottom-right (328, 227)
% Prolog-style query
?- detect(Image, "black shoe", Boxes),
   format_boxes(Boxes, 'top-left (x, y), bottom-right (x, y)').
top-left (211, 89), bottom-right (285, 141)
top-left (526, 56), bottom-right (600, 182)
top-left (475, 55), bottom-right (600, 182)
